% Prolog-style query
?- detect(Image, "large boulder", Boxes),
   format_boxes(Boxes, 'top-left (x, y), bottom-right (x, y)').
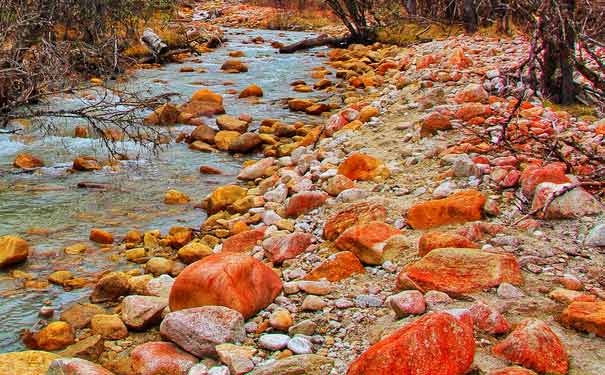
top-left (130, 342), bottom-right (198, 375)
top-left (189, 124), bottom-right (217, 144)
top-left (305, 251), bottom-right (365, 282)
top-left (160, 306), bottom-right (246, 358)
top-left (337, 153), bottom-right (390, 181)
top-left (530, 183), bottom-right (602, 219)
top-left (47, 358), bottom-right (114, 375)
top-left (0, 351), bottom-right (60, 375)
top-left (417, 231), bottom-right (478, 257)
top-left (346, 312), bottom-right (474, 375)
top-left (492, 319), bottom-right (568, 375)
top-left (406, 190), bottom-right (485, 229)
top-left (323, 202), bottom-right (387, 241)
top-left (560, 301), bottom-right (605, 337)
top-left (334, 222), bottom-right (402, 265)
top-left (520, 163), bottom-right (570, 198)
top-left (0, 235), bottom-right (29, 268)
top-left (399, 248), bottom-right (522, 294)
top-left (169, 253), bottom-right (282, 319)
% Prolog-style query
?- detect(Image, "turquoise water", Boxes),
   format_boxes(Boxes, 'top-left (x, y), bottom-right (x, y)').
top-left (0, 28), bottom-right (330, 351)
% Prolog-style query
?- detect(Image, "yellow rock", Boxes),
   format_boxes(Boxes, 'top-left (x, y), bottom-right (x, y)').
top-left (0, 351), bottom-right (60, 375)
top-left (33, 321), bottom-right (75, 351)
top-left (206, 185), bottom-right (247, 214)
top-left (48, 271), bottom-right (73, 286)
top-left (64, 243), bottom-right (87, 255)
top-left (90, 78), bottom-right (103, 86)
top-left (215, 130), bottom-right (241, 151)
top-left (0, 235), bottom-right (29, 268)
top-left (359, 106), bottom-right (379, 122)
top-left (125, 247), bottom-right (147, 261)
top-left (178, 240), bottom-right (213, 264)
top-left (164, 189), bottom-right (190, 205)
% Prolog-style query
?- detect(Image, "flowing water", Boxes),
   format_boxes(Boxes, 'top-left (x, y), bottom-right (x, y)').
top-left (0, 28), bottom-right (330, 352)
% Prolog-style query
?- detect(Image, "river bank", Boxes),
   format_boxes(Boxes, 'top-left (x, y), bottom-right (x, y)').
top-left (1, 2), bottom-right (605, 375)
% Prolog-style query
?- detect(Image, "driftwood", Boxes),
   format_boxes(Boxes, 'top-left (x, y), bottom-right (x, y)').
top-left (142, 28), bottom-right (169, 56)
top-left (279, 35), bottom-right (352, 54)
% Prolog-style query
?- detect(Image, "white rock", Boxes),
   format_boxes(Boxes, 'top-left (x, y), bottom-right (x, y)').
top-left (585, 223), bottom-right (605, 247)
top-left (497, 282), bottom-right (525, 299)
top-left (287, 336), bottom-right (314, 354)
top-left (258, 334), bottom-right (290, 351)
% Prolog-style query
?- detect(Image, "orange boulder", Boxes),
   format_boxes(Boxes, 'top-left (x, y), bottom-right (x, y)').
top-left (406, 190), bottom-right (485, 229)
top-left (337, 153), bottom-right (390, 181)
top-left (455, 103), bottom-right (491, 121)
top-left (560, 301), bottom-right (605, 337)
top-left (323, 202), bottom-right (387, 241)
top-left (399, 248), bottom-right (522, 294)
top-left (169, 252), bottom-right (282, 319)
top-left (334, 222), bottom-right (401, 265)
top-left (346, 312), bottom-right (474, 375)
top-left (239, 84), bottom-right (263, 98)
top-left (417, 231), bottom-right (479, 257)
top-left (305, 251), bottom-right (365, 282)
top-left (493, 319), bottom-right (568, 375)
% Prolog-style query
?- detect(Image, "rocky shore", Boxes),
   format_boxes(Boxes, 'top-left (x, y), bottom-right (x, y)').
top-left (2, 3), bottom-right (605, 375)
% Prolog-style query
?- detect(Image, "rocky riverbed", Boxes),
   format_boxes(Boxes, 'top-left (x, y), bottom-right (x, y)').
top-left (1, 2), bottom-right (605, 375)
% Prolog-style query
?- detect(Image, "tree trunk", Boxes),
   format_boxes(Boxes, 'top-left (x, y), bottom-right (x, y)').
top-left (406, 0), bottom-right (417, 16)
top-left (463, 0), bottom-right (478, 33)
top-left (279, 35), bottom-right (352, 54)
top-left (142, 29), bottom-right (169, 56)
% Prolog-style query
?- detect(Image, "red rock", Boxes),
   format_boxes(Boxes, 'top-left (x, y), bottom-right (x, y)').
top-left (417, 231), bottom-right (479, 257)
top-left (400, 248), bottom-right (523, 294)
top-left (488, 367), bottom-right (538, 375)
top-left (47, 358), bottom-right (114, 375)
top-left (455, 103), bottom-right (491, 121)
top-left (222, 228), bottom-right (266, 253)
top-left (520, 163), bottom-right (570, 198)
top-left (323, 202), bottom-right (387, 241)
top-left (346, 312), bottom-right (474, 375)
top-left (285, 191), bottom-right (328, 217)
top-left (89, 229), bottom-right (113, 244)
top-left (407, 190), bottom-right (486, 230)
top-left (455, 84), bottom-right (488, 104)
top-left (416, 54), bottom-right (439, 70)
top-left (169, 253), bottom-right (282, 319)
top-left (420, 112), bottom-right (452, 136)
top-left (337, 153), bottom-right (389, 181)
top-left (199, 165), bottom-right (222, 174)
top-left (130, 342), bottom-right (198, 375)
top-left (560, 301), bottom-right (605, 337)
top-left (491, 167), bottom-right (521, 189)
top-left (304, 251), bottom-right (365, 281)
top-left (334, 222), bottom-right (401, 265)
top-left (13, 153), bottom-right (44, 169)
top-left (549, 288), bottom-right (596, 304)
top-left (264, 232), bottom-right (313, 264)
top-left (325, 113), bottom-right (350, 136)
top-left (493, 319), bottom-right (568, 374)
top-left (468, 302), bottom-right (510, 335)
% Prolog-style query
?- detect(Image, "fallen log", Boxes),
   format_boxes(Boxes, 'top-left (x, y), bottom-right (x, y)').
top-left (279, 35), bottom-right (352, 54)
top-left (142, 28), bottom-right (169, 56)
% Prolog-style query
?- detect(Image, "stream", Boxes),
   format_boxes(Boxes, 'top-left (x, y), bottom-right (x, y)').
top-left (0, 27), bottom-right (330, 352)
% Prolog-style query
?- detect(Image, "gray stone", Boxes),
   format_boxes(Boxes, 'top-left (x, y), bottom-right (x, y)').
top-left (258, 334), bottom-right (290, 351)
top-left (585, 223), bottom-right (605, 247)
top-left (160, 306), bottom-right (246, 358)
top-left (287, 336), bottom-right (313, 354)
